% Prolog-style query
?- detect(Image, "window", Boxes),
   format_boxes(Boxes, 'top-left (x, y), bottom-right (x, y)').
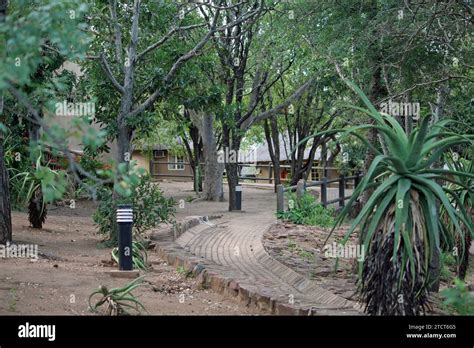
top-left (168, 155), bottom-right (184, 170)
top-left (153, 150), bottom-right (165, 159)
top-left (311, 167), bottom-right (320, 181)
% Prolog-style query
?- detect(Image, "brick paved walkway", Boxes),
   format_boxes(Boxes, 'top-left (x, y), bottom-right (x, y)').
top-left (154, 182), bottom-right (361, 315)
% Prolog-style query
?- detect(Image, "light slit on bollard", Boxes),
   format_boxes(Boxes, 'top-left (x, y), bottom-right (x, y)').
top-left (116, 204), bottom-right (133, 271)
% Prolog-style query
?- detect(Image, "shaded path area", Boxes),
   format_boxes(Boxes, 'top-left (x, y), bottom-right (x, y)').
top-left (156, 181), bottom-right (361, 315)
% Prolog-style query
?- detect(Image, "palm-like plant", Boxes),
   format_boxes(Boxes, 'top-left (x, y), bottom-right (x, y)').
top-left (11, 153), bottom-right (63, 229)
top-left (10, 154), bottom-right (47, 228)
top-left (440, 154), bottom-right (473, 280)
top-left (297, 82), bottom-right (473, 315)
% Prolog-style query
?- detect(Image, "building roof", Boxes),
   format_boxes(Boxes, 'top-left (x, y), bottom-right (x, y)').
top-left (241, 133), bottom-right (322, 163)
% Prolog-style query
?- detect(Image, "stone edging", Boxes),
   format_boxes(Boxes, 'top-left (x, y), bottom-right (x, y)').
top-left (152, 216), bottom-right (359, 315)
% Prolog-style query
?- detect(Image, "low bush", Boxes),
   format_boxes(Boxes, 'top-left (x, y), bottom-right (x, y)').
top-left (277, 191), bottom-right (335, 228)
top-left (93, 174), bottom-right (175, 244)
top-left (441, 278), bottom-right (474, 315)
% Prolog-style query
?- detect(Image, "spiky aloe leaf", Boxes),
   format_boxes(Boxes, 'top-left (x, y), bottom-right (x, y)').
top-left (299, 80), bottom-right (474, 315)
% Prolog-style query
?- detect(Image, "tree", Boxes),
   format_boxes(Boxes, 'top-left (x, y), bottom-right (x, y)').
top-left (189, 109), bottom-right (224, 201)
top-left (0, 0), bottom-right (11, 244)
top-left (85, 0), bottom-right (264, 200)
top-left (0, 0), bottom-right (107, 241)
top-left (203, 1), bottom-right (313, 210)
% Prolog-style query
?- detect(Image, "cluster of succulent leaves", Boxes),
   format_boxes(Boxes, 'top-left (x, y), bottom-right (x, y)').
top-left (93, 171), bottom-right (175, 245)
top-left (439, 153), bottom-right (473, 280)
top-left (277, 191), bottom-right (335, 229)
top-left (88, 276), bottom-right (146, 316)
top-left (4, 130), bottom-right (66, 206)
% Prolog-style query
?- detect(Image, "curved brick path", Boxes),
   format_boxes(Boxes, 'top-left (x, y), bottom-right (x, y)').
top-left (156, 183), bottom-right (361, 315)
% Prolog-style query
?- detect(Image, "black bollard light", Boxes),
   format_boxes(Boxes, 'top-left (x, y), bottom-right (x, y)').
top-left (116, 204), bottom-right (133, 270)
top-left (235, 185), bottom-right (242, 210)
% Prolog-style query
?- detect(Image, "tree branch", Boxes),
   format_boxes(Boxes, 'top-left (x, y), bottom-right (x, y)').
top-left (136, 22), bottom-right (207, 62)
top-left (99, 53), bottom-right (124, 94)
top-left (239, 78), bottom-right (314, 130)
top-left (109, 0), bottom-right (123, 65)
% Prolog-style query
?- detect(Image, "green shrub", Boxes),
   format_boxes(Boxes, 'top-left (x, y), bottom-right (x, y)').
top-left (440, 252), bottom-right (457, 283)
top-left (441, 278), bottom-right (474, 315)
top-left (277, 192), bottom-right (335, 228)
top-left (93, 174), bottom-right (175, 244)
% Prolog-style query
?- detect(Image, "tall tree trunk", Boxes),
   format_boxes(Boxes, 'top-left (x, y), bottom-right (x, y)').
top-left (223, 125), bottom-right (241, 211)
top-left (427, 82), bottom-right (450, 292)
top-left (189, 124), bottom-right (203, 192)
top-left (263, 119), bottom-right (281, 192)
top-left (0, 138), bottom-right (12, 244)
top-left (360, 54), bottom-right (387, 206)
top-left (189, 110), bottom-right (223, 201)
top-left (360, 0), bottom-right (387, 207)
top-left (114, 0), bottom-right (139, 181)
top-left (0, 0), bottom-right (11, 244)
top-left (116, 125), bottom-right (132, 167)
top-left (202, 113), bottom-right (223, 201)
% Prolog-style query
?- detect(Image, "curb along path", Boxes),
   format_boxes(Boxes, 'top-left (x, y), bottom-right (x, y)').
top-left (151, 185), bottom-right (361, 315)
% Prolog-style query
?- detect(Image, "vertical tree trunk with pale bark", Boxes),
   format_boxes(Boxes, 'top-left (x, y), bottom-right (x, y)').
top-left (190, 110), bottom-right (223, 201)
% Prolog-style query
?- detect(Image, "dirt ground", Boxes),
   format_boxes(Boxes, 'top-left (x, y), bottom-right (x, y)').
top-left (2, 180), bottom-right (472, 316)
top-left (263, 221), bottom-right (360, 301)
top-left (0, 200), bottom-right (263, 316)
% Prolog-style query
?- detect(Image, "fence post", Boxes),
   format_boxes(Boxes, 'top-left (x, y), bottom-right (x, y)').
top-left (268, 163), bottom-right (272, 184)
top-left (354, 171), bottom-right (361, 190)
top-left (321, 177), bottom-right (328, 207)
top-left (296, 179), bottom-right (305, 199)
top-left (277, 184), bottom-right (284, 213)
top-left (339, 174), bottom-right (345, 208)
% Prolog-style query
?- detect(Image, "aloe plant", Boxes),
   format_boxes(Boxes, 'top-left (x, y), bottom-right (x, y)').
top-left (296, 81), bottom-right (473, 315)
top-left (10, 152), bottom-right (66, 228)
top-left (11, 154), bottom-right (47, 228)
top-left (440, 154), bottom-right (473, 280)
top-left (88, 276), bottom-right (146, 316)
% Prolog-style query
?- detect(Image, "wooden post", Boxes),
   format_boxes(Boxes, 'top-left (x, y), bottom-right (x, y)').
top-left (321, 177), bottom-right (328, 207)
top-left (354, 171), bottom-right (361, 190)
top-left (339, 175), bottom-right (345, 208)
top-left (296, 179), bottom-right (305, 199)
top-left (277, 184), bottom-right (284, 213)
top-left (268, 163), bottom-right (272, 184)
